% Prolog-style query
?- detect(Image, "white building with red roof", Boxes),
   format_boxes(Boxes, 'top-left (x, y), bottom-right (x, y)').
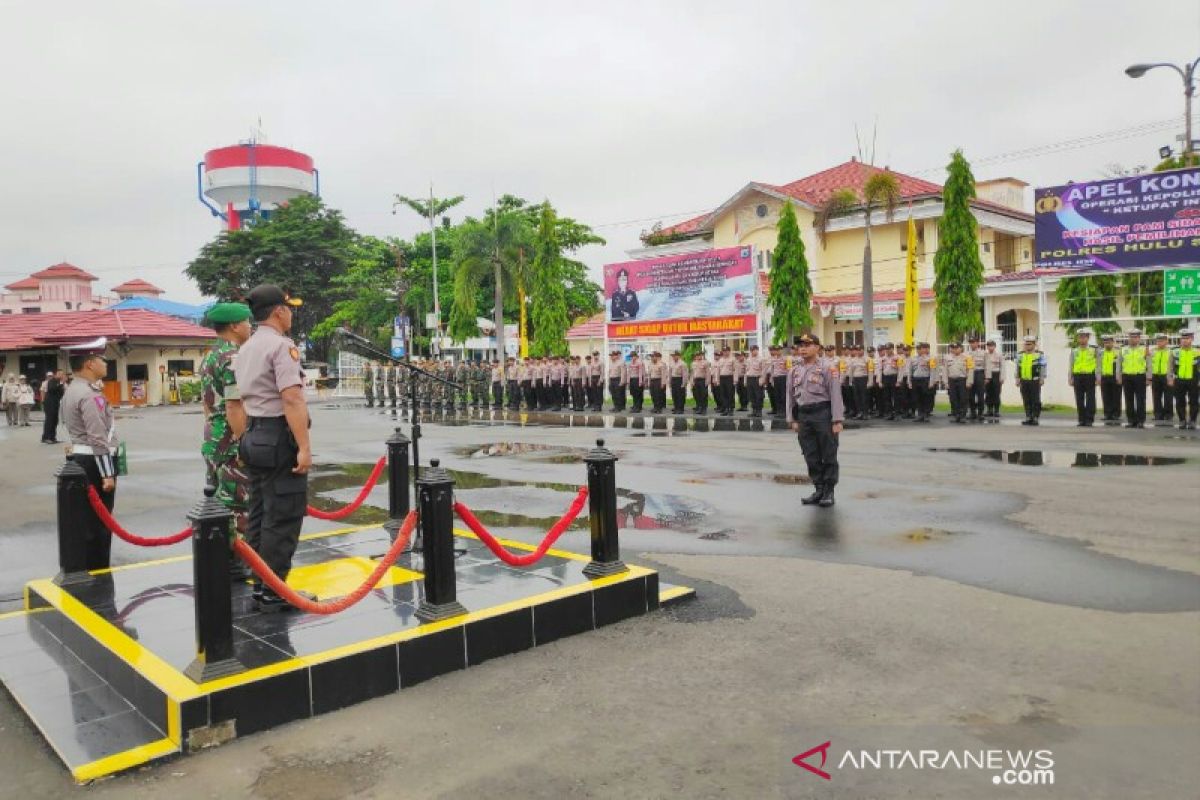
top-left (0, 308), bottom-right (217, 406)
top-left (0, 262), bottom-right (116, 314)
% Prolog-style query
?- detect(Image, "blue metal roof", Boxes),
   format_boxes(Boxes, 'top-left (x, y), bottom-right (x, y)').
top-left (108, 296), bottom-right (211, 323)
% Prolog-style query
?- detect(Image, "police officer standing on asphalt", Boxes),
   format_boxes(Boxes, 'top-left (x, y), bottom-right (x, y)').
top-left (61, 338), bottom-right (118, 570)
top-left (1119, 328), bottom-right (1150, 428)
top-left (1015, 335), bottom-right (1047, 426)
top-left (1068, 328), bottom-right (1099, 427)
top-left (236, 285), bottom-right (314, 612)
top-left (787, 333), bottom-right (843, 508)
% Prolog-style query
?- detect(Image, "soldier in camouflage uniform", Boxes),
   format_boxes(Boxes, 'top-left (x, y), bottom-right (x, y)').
top-left (384, 362), bottom-right (397, 408)
top-left (453, 359), bottom-right (469, 410)
top-left (374, 362), bottom-right (386, 410)
top-left (199, 303), bottom-right (253, 546)
top-left (363, 361), bottom-right (375, 408)
top-left (396, 361), bottom-right (409, 407)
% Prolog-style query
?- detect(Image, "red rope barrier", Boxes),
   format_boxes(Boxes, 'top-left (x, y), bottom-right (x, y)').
top-left (234, 510), bottom-right (417, 614)
top-left (453, 487), bottom-right (589, 567)
top-left (86, 486), bottom-right (193, 547)
top-left (306, 456), bottom-right (387, 520)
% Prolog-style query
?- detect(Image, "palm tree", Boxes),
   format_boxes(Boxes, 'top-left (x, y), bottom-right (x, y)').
top-left (393, 192), bottom-right (465, 352)
top-left (452, 203), bottom-right (534, 357)
top-left (813, 171), bottom-right (900, 349)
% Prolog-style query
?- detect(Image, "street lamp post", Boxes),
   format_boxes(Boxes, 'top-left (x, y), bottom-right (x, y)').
top-left (1126, 57), bottom-right (1200, 158)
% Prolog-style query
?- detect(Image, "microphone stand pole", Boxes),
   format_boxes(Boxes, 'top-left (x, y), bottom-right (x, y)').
top-left (336, 329), bottom-right (463, 491)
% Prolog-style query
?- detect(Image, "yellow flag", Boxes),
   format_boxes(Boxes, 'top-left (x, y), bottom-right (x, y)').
top-left (519, 285), bottom-right (529, 357)
top-left (904, 214), bottom-right (919, 346)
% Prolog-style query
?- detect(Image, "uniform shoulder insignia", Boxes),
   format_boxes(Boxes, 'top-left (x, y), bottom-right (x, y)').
top-left (289, 347), bottom-right (300, 361)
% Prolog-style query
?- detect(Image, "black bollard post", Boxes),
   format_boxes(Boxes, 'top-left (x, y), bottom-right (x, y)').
top-left (54, 455), bottom-right (93, 586)
top-left (415, 459), bottom-right (467, 622)
top-left (184, 487), bottom-right (243, 683)
top-left (583, 439), bottom-right (627, 578)
top-left (383, 428), bottom-right (411, 536)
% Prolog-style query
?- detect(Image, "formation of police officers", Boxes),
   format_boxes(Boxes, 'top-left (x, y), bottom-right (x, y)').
top-left (360, 327), bottom-right (1200, 431)
top-left (360, 342), bottom-right (1008, 422)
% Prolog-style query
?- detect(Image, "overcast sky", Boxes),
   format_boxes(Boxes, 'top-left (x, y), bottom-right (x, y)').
top-left (1, 1), bottom-right (1197, 302)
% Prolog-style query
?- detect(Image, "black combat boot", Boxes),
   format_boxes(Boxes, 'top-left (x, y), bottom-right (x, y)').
top-left (818, 486), bottom-right (836, 507)
top-left (802, 485), bottom-right (823, 505)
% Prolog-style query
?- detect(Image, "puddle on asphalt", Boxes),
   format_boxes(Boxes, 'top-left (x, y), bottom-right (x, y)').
top-left (928, 448), bottom-right (1189, 467)
top-left (308, 462), bottom-right (390, 524)
top-left (456, 442), bottom-right (589, 463)
top-left (312, 462), bottom-right (722, 535)
top-left (398, 407), bottom-right (792, 433)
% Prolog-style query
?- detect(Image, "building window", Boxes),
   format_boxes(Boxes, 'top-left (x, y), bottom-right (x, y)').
top-left (835, 330), bottom-right (863, 349)
top-left (21, 307), bottom-right (41, 314)
top-left (167, 359), bottom-right (196, 376)
top-left (755, 203), bottom-right (768, 218)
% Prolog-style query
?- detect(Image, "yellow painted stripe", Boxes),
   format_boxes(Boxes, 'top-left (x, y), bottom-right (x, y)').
top-left (659, 586), bottom-right (694, 603)
top-left (28, 547), bottom-right (677, 704)
top-left (28, 580), bottom-right (202, 701)
top-left (72, 738), bottom-right (178, 783)
top-left (452, 527), bottom-right (592, 563)
top-left (0, 608), bottom-right (30, 621)
top-left (167, 699), bottom-right (180, 742)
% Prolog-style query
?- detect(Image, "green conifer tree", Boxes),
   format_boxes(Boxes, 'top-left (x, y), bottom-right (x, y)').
top-left (529, 203), bottom-right (570, 357)
top-left (767, 201), bottom-right (813, 344)
top-left (933, 150), bottom-right (986, 342)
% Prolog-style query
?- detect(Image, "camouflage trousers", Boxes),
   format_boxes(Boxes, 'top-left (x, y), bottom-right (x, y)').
top-left (205, 455), bottom-right (249, 536)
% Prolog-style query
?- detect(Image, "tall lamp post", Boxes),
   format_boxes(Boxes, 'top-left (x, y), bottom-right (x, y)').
top-left (1126, 57), bottom-right (1200, 158)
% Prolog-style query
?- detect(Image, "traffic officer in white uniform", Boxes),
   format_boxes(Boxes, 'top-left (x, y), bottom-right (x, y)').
top-left (61, 337), bottom-right (119, 570)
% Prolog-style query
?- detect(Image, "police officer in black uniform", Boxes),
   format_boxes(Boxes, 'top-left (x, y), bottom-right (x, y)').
top-left (610, 268), bottom-right (640, 320)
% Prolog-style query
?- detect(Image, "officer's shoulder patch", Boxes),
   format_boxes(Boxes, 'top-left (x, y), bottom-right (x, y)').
top-left (289, 347), bottom-right (300, 361)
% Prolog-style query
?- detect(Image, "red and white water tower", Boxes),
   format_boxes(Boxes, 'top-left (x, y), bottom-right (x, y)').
top-left (197, 141), bottom-right (318, 230)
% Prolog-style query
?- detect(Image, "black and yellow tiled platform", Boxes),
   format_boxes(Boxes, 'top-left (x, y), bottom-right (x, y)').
top-left (0, 524), bottom-right (693, 782)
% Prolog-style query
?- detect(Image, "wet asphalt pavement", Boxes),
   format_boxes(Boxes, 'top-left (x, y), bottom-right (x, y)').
top-left (2, 401), bottom-right (1196, 615)
top-left (2, 399), bottom-right (1199, 798)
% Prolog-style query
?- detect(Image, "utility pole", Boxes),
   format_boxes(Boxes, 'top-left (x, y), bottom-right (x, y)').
top-left (429, 182), bottom-right (441, 357)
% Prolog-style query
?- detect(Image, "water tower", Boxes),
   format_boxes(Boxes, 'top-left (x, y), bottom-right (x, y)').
top-left (197, 141), bottom-right (318, 230)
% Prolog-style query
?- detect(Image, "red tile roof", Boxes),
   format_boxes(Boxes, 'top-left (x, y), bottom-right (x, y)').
top-left (650, 159), bottom-right (1032, 238)
top-left (29, 262), bottom-right (98, 281)
top-left (768, 160), bottom-right (944, 207)
top-left (0, 309), bottom-right (213, 351)
top-left (652, 213), bottom-right (710, 238)
top-left (111, 278), bottom-right (164, 294)
top-left (4, 277), bottom-right (39, 291)
top-left (566, 313), bottom-right (605, 339)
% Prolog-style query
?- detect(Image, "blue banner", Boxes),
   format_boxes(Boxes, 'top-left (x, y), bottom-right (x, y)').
top-left (1034, 167), bottom-right (1200, 271)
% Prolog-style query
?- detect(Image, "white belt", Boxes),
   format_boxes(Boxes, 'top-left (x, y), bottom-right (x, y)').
top-left (71, 444), bottom-right (95, 455)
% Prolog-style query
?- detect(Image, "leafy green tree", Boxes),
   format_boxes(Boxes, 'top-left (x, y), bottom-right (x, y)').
top-left (186, 195), bottom-right (357, 360)
top-left (559, 258), bottom-right (603, 321)
top-left (933, 150), bottom-right (985, 342)
top-left (767, 201), bottom-right (813, 344)
top-left (528, 203), bottom-right (571, 356)
top-left (1122, 270), bottom-right (1185, 334)
top-left (452, 195), bottom-right (604, 356)
top-left (1154, 152), bottom-right (1200, 171)
top-left (311, 236), bottom-right (401, 349)
top-left (1055, 275), bottom-right (1121, 335)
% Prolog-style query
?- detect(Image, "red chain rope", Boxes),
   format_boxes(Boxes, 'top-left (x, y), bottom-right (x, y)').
top-left (234, 510), bottom-right (416, 614)
top-left (86, 486), bottom-right (193, 546)
top-left (453, 486), bottom-right (589, 567)
top-left (306, 456), bottom-right (387, 520)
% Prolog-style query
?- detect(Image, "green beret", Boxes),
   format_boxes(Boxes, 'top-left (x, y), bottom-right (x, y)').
top-left (205, 302), bottom-right (251, 325)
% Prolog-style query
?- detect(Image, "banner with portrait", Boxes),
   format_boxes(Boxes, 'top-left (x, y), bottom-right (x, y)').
top-left (603, 246), bottom-right (757, 338)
